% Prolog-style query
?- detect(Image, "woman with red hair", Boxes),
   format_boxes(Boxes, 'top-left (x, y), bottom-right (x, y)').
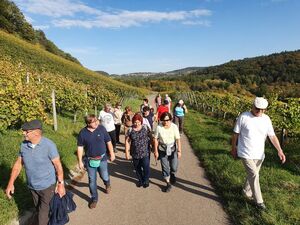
top-left (125, 113), bottom-right (152, 188)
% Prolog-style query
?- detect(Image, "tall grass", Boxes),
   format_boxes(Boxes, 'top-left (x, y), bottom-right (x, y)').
top-left (184, 110), bottom-right (300, 225)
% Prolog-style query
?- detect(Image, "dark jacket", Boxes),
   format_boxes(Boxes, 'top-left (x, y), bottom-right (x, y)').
top-left (48, 191), bottom-right (76, 225)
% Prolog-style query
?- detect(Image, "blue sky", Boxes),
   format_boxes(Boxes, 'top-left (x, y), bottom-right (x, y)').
top-left (13, 0), bottom-right (300, 74)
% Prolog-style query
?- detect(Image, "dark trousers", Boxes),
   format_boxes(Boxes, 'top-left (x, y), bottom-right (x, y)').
top-left (174, 116), bottom-right (184, 133)
top-left (108, 130), bottom-right (117, 149)
top-left (132, 156), bottom-right (150, 184)
top-left (115, 124), bottom-right (121, 143)
top-left (30, 184), bottom-right (55, 225)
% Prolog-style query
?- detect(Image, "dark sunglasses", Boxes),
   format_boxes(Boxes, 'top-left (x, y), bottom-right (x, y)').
top-left (254, 107), bottom-right (265, 111)
top-left (161, 119), bottom-right (170, 122)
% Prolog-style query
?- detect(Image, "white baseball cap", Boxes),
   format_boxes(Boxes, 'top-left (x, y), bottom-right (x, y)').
top-left (254, 97), bottom-right (268, 109)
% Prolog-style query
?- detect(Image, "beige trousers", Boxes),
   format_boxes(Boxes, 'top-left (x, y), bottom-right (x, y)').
top-left (241, 158), bottom-right (264, 204)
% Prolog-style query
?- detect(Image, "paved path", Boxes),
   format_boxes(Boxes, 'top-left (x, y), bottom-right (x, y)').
top-left (67, 95), bottom-right (231, 224)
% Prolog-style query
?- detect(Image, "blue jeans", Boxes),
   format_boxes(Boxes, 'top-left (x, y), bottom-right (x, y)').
top-left (86, 159), bottom-right (110, 202)
top-left (159, 150), bottom-right (178, 180)
top-left (132, 156), bottom-right (150, 184)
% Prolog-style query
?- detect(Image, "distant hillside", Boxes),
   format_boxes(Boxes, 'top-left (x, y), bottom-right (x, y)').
top-left (0, 0), bottom-right (80, 64)
top-left (115, 50), bottom-right (300, 97)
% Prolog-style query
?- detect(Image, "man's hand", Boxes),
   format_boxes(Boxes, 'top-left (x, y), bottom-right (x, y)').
top-left (5, 184), bottom-right (14, 199)
top-left (78, 161), bottom-right (85, 170)
top-left (278, 150), bottom-right (286, 164)
top-left (110, 152), bottom-right (115, 162)
top-left (56, 183), bottom-right (66, 198)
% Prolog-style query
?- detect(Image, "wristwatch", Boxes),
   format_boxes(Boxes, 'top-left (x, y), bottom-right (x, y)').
top-left (57, 180), bottom-right (64, 185)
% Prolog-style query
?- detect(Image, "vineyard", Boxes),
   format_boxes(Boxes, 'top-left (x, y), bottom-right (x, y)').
top-left (175, 91), bottom-right (300, 138)
top-left (0, 30), bottom-right (147, 131)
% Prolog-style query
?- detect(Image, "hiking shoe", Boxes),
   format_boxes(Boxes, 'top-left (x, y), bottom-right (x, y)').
top-left (164, 183), bottom-right (172, 193)
top-left (143, 182), bottom-right (149, 188)
top-left (170, 174), bottom-right (176, 184)
top-left (136, 181), bottom-right (143, 188)
top-left (89, 201), bottom-right (97, 209)
top-left (105, 184), bottom-right (111, 194)
top-left (256, 203), bottom-right (266, 210)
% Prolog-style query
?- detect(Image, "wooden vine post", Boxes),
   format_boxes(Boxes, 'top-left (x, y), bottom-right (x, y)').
top-left (51, 90), bottom-right (58, 131)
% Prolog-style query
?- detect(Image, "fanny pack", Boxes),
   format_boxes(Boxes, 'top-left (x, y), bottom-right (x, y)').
top-left (88, 154), bottom-right (105, 168)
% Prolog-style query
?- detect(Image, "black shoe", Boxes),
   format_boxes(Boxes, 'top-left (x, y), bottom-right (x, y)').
top-left (170, 174), bottom-right (176, 184)
top-left (256, 203), bottom-right (266, 210)
top-left (164, 183), bottom-right (172, 193)
top-left (143, 182), bottom-right (149, 188)
top-left (136, 182), bottom-right (143, 188)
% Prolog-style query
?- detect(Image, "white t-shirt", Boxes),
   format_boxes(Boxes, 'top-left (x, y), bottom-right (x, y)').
top-left (154, 123), bottom-right (180, 145)
top-left (99, 110), bottom-right (115, 132)
top-left (233, 111), bottom-right (275, 160)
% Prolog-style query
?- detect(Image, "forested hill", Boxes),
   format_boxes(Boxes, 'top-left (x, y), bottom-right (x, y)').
top-left (0, 0), bottom-right (80, 64)
top-left (115, 50), bottom-right (300, 97)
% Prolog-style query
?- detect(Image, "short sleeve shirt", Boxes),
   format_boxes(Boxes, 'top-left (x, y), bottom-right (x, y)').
top-left (19, 137), bottom-right (59, 190)
top-left (127, 126), bottom-right (150, 159)
top-left (154, 123), bottom-right (180, 145)
top-left (233, 111), bottom-right (275, 160)
top-left (99, 110), bottom-right (115, 132)
top-left (77, 125), bottom-right (111, 159)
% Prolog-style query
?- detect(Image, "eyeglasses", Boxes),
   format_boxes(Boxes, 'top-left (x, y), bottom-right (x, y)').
top-left (24, 130), bottom-right (35, 134)
top-left (161, 119), bottom-right (170, 122)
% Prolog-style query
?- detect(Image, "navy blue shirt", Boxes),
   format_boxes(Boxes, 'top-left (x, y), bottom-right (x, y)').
top-left (77, 125), bottom-right (111, 159)
top-left (144, 112), bottom-right (154, 129)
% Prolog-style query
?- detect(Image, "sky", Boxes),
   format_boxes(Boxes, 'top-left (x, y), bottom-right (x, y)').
top-left (13, 0), bottom-right (300, 75)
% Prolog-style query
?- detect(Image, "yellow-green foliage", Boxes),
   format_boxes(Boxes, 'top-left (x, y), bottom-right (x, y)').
top-left (0, 30), bottom-right (145, 98)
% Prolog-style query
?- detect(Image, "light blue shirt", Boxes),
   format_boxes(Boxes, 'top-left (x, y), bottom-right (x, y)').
top-left (174, 106), bottom-right (185, 117)
top-left (19, 137), bottom-right (59, 190)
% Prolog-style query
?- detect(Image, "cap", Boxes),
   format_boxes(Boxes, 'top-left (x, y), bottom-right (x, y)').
top-left (21, 119), bottom-right (42, 131)
top-left (254, 97), bottom-right (268, 109)
top-left (179, 99), bottom-right (184, 105)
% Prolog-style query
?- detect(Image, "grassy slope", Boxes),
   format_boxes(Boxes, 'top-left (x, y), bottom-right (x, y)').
top-left (184, 111), bottom-right (300, 225)
top-left (0, 30), bottom-right (146, 96)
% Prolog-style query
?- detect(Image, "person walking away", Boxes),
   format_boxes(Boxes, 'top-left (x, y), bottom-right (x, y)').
top-left (5, 119), bottom-right (66, 225)
top-left (113, 102), bottom-right (123, 144)
top-left (143, 106), bottom-right (154, 130)
top-left (77, 115), bottom-right (115, 209)
top-left (121, 106), bottom-right (134, 136)
top-left (155, 99), bottom-right (170, 123)
top-left (153, 112), bottom-right (181, 192)
top-left (125, 114), bottom-right (152, 188)
top-left (173, 99), bottom-right (188, 134)
top-left (99, 103), bottom-right (117, 153)
top-left (165, 94), bottom-right (172, 113)
top-left (231, 97), bottom-right (286, 210)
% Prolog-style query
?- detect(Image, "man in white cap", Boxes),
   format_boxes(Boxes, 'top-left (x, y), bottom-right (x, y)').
top-left (231, 97), bottom-right (286, 210)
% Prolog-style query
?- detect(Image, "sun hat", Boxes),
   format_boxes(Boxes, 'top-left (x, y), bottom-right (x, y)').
top-left (254, 97), bottom-right (268, 109)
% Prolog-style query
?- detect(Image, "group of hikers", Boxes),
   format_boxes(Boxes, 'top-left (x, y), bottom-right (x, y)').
top-left (4, 94), bottom-right (286, 225)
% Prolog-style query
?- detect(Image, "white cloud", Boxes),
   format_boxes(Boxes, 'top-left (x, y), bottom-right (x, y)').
top-left (33, 25), bottom-right (50, 30)
top-left (53, 10), bottom-right (212, 29)
top-left (181, 20), bottom-right (211, 27)
top-left (14, 0), bottom-right (212, 29)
